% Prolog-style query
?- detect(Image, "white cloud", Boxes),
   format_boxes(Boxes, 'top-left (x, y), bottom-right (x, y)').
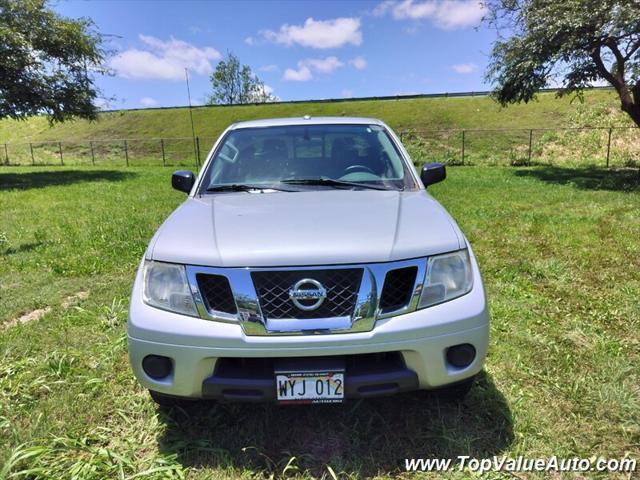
top-left (110, 50), bottom-right (183, 80)
top-left (261, 17), bottom-right (362, 49)
top-left (140, 97), bottom-right (159, 107)
top-left (434, 1), bottom-right (486, 29)
top-left (341, 89), bottom-right (354, 98)
top-left (259, 64), bottom-right (279, 72)
top-left (94, 98), bottom-right (109, 109)
top-left (373, 0), bottom-right (485, 30)
top-left (393, 0), bottom-right (438, 19)
top-left (304, 56), bottom-right (344, 73)
top-left (283, 65), bottom-right (312, 81)
top-left (373, 0), bottom-right (395, 16)
top-left (451, 62), bottom-right (477, 74)
top-left (109, 34), bottom-right (221, 80)
top-left (589, 78), bottom-right (610, 87)
top-left (349, 56), bottom-right (367, 70)
top-left (262, 84), bottom-right (281, 101)
top-left (244, 36), bottom-right (255, 46)
top-left (282, 56), bottom-right (345, 81)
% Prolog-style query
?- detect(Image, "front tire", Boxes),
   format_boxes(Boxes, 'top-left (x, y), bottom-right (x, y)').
top-left (432, 375), bottom-right (475, 402)
top-left (149, 389), bottom-right (198, 408)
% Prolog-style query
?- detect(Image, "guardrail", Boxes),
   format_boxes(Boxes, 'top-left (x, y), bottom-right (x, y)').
top-left (99, 86), bottom-right (615, 114)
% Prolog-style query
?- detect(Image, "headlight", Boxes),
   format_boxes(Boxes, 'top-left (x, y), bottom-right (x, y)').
top-left (418, 249), bottom-right (473, 309)
top-left (143, 261), bottom-right (198, 316)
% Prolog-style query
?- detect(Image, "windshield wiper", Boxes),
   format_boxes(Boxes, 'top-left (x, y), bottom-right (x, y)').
top-left (206, 183), bottom-right (295, 193)
top-left (280, 178), bottom-right (388, 191)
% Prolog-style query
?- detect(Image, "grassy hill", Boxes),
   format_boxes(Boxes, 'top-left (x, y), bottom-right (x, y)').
top-left (0, 89), bottom-right (636, 168)
top-left (0, 89), bottom-right (623, 143)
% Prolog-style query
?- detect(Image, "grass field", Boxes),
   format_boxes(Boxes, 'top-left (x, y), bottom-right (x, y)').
top-left (1, 89), bottom-right (638, 168)
top-left (1, 165), bottom-right (639, 479)
top-left (0, 90), bottom-right (623, 143)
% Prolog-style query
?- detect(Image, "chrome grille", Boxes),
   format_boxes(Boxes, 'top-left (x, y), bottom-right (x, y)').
top-left (251, 269), bottom-right (363, 319)
top-left (186, 257), bottom-right (426, 336)
top-left (196, 273), bottom-right (237, 314)
top-left (379, 266), bottom-right (418, 312)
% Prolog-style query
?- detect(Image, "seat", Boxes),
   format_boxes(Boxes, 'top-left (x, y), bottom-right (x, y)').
top-left (234, 139), bottom-right (287, 182)
top-left (329, 138), bottom-right (359, 178)
top-left (361, 145), bottom-right (388, 176)
top-left (258, 139), bottom-right (289, 180)
top-left (223, 145), bottom-right (255, 183)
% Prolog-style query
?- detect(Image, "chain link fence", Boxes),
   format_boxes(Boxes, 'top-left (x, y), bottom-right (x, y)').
top-left (400, 126), bottom-right (639, 168)
top-left (0, 137), bottom-right (216, 168)
top-left (1, 127), bottom-right (638, 168)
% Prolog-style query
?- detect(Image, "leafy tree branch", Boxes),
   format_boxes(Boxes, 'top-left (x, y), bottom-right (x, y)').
top-left (485, 0), bottom-right (640, 127)
top-left (0, 0), bottom-right (108, 123)
top-left (207, 52), bottom-right (275, 105)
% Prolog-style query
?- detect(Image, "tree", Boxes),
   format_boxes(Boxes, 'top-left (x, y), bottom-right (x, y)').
top-left (207, 52), bottom-right (275, 105)
top-left (0, 0), bottom-right (107, 123)
top-left (485, 0), bottom-right (640, 127)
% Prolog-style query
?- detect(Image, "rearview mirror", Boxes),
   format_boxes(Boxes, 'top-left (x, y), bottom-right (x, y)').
top-left (420, 163), bottom-right (446, 188)
top-left (172, 170), bottom-right (195, 193)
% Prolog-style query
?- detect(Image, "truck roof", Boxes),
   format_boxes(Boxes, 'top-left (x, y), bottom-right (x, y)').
top-left (229, 116), bottom-right (386, 130)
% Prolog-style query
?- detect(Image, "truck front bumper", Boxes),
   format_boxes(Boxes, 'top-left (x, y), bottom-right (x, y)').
top-left (128, 255), bottom-right (490, 400)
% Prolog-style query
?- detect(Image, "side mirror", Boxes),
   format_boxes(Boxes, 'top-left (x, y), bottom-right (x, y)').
top-left (420, 162), bottom-right (446, 188)
top-left (172, 170), bottom-right (195, 193)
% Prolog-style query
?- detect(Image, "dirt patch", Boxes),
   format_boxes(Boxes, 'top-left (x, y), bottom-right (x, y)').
top-left (3, 307), bottom-right (52, 329)
top-left (61, 290), bottom-right (89, 309)
top-left (4, 290), bottom-right (90, 329)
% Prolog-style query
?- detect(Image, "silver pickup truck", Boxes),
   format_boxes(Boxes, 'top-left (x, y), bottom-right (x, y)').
top-left (128, 116), bottom-right (489, 406)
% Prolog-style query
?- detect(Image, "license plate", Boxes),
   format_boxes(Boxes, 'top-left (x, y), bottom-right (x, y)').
top-left (276, 371), bottom-right (344, 404)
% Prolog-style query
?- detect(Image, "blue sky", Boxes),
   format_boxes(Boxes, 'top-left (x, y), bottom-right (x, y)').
top-left (55, 0), bottom-right (496, 110)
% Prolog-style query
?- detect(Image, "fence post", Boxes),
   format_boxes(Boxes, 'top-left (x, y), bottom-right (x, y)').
top-left (461, 130), bottom-right (465, 165)
top-left (58, 142), bottom-right (63, 165)
top-left (528, 129), bottom-right (533, 166)
top-left (124, 140), bottom-right (129, 167)
top-left (4, 143), bottom-right (8, 165)
top-left (196, 136), bottom-right (201, 167)
top-left (160, 138), bottom-right (166, 166)
top-left (606, 127), bottom-right (612, 168)
top-left (30, 143), bottom-right (35, 165)
top-left (90, 141), bottom-right (95, 165)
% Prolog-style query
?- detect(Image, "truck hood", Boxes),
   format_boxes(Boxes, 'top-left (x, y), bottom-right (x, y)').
top-left (149, 190), bottom-right (464, 267)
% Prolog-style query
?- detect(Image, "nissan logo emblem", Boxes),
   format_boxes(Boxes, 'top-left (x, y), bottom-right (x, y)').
top-left (288, 278), bottom-right (327, 311)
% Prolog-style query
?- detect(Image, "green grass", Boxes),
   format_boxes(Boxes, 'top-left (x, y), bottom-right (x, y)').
top-left (2, 89), bottom-right (638, 168)
top-left (0, 90), bottom-right (621, 143)
top-left (1, 166), bottom-right (639, 478)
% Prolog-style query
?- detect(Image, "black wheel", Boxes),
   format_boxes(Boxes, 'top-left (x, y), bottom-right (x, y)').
top-left (149, 389), bottom-right (198, 408)
top-left (432, 376), bottom-right (475, 402)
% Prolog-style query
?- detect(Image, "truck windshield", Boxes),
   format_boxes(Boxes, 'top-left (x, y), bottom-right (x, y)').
top-left (200, 124), bottom-right (415, 192)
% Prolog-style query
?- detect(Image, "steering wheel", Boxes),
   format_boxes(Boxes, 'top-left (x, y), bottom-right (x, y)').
top-left (344, 164), bottom-right (376, 175)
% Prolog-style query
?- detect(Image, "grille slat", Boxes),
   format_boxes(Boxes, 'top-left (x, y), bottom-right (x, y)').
top-left (196, 273), bottom-right (237, 314)
top-left (252, 269), bottom-right (363, 319)
top-left (379, 267), bottom-right (418, 312)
